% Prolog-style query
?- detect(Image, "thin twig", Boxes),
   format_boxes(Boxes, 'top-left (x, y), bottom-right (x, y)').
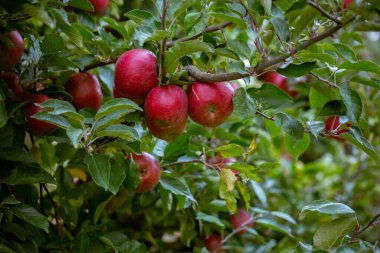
top-left (306, 0), bottom-right (342, 24)
top-left (310, 71), bottom-right (339, 88)
top-left (349, 213), bottom-right (380, 243)
top-left (39, 184), bottom-right (45, 215)
top-left (186, 15), bottom-right (356, 82)
top-left (82, 57), bottom-right (118, 72)
top-left (0, 14), bottom-right (32, 22)
top-left (166, 21), bottom-right (233, 48)
top-left (159, 0), bottom-right (168, 84)
top-left (42, 184), bottom-right (61, 236)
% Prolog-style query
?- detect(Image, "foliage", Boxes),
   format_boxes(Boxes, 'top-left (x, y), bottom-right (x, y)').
top-left (0, 0), bottom-right (380, 252)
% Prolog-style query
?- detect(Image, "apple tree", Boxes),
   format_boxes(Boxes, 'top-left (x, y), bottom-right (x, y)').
top-left (0, 0), bottom-right (380, 252)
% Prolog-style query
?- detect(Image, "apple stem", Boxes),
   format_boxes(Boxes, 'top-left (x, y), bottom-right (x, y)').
top-left (159, 0), bottom-right (169, 85)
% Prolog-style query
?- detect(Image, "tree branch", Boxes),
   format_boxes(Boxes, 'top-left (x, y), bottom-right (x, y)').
top-left (166, 21), bottom-right (233, 48)
top-left (186, 15), bottom-right (356, 82)
top-left (42, 184), bottom-right (61, 236)
top-left (82, 57), bottom-right (118, 72)
top-left (306, 0), bottom-right (342, 24)
top-left (159, 0), bottom-right (169, 84)
top-left (349, 213), bottom-right (380, 243)
top-left (310, 71), bottom-right (338, 88)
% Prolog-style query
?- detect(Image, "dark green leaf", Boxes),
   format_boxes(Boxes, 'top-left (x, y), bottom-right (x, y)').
top-left (284, 134), bottom-right (310, 159)
top-left (0, 148), bottom-right (34, 163)
top-left (96, 124), bottom-right (139, 142)
top-left (256, 218), bottom-right (294, 237)
top-left (332, 43), bottom-right (357, 62)
top-left (163, 134), bottom-right (190, 161)
top-left (339, 60), bottom-right (380, 74)
top-left (68, 0), bottom-right (94, 11)
top-left (306, 121), bottom-right (325, 137)
top-left (233, 88), bottom-right (257, 122)
top-left (95, 98), bottom-right (141, 121)
top-left (159, 173), bottom-right (196, 203)
top-left (350, 76), bottom-right (380, 90)
top-left (2, 164), bottom-right (55, 185)
top-left (318, 100), bottom-right (347, 116)
top-left (277, 62), bottom-right (316, 77)
top-left (215, 144), bottom-right (245, 158)
top-left (248, 84), bottom-right (292, 110)
top-left (340, 87), bottom-right (362, 125)
top-left (196, 212), bottom-right (225, 228)
top-left (274, 112), bottom-right (304, 141)
top-left (41, 34), bottom-right (64, 53)
top-left (271, 17), bottom-right (290, 41)
top-left (8, 204), bottom-right (49, 232)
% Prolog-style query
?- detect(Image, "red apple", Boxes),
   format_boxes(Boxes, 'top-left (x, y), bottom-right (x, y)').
top-left (25, 94), bottom-right (58, 135)
top-left (65, 72), bottom-right (103, 111)
top-left (258, 71), bottom-right (294, 96)
top-left (202, 234), bottom-right (224, 253)
top-left (0, 71), bottom-right (29, 99)
top-left (0, 30), bottom-right (24, 70)
top-left (114, 49), bottom-right (157, 101)
top-left (130, 152), bottom-right (161, 193)
top-left (324, 116), bottom-right (350, 141)
top-left (229, 208), bottom-right (253, 234)
top-left (187, 82), bottom-right (234, 128)
top-left (343, 0), bottom-right (353, 9)
top-left (145, 85), bottom-right (188, 141)
top-left (89, 0), bottom-right (109, 14)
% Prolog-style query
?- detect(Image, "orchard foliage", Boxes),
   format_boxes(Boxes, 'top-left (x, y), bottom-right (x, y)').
top-left (0, 0), bottom-right (380, 252)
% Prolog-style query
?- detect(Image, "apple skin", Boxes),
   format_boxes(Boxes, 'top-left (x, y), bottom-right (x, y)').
top-left (187, 82), bottom-right (234, 128)
top-left (130, 152), bottom-right (161, 193)
top-left (0, 30), bottom-right (24, 70)
top-left (145, 85), bottom-right (188, 141)
top-left (202, 234), bottom-right (224, 253)
top-left (0, 71), bottom-right (29, 99)
top-left (114, 49), bottom-right (157, 101)
top-left (324, 116), bottom-right (350, 141)
top-left (343, 0), bottom-right (353, 9)
top-left (65, 72), bottom-right (103, 111)
top-left (89, 0), bottom-right (109, 14)
top-left (229, 208), bottom-right (253, 234)
top-left (25, 94), bottom-right (58, 135)
top-left (258, 71), bottom-right (294, 96)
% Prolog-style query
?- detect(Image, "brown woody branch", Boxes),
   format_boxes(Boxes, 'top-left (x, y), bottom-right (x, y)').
top-left (310, 71), bottom-right (338, 88)
top-left (306, 0), bottom-right (342, 24)
top-left (349, 213), bottom-right (380, 243)
top-left (166, 21), bottom-right (233, 48)
top-left (186, 15), bottom-right (356, 82)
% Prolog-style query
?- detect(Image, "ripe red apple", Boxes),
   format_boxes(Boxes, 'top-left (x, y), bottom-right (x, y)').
top-left (343, 0), bottom-right (353, 9)
top-left (0, 30), bottom-right (24, 70)
top-left (258, 71), bottom-right (294, 96)
top-left (202, 234), bottom-right (224, 253)
top-left (229, 208), bottom-right (253, 234)
top-left (130, 152), bottom-right (161, 193)
top-left (187, 82), bottom-right (234, 128)
top-left (65, 72), bottom-right (103, 111)
top-left (0, 71), bottom-right (29, 99)
top-left (324, 116), bottom-right (350, 141)
top-left (89, 0), bottom-right (109, 14)
top-left (25, 94), bottom-right (58, 135)
top-left (114, 49), bottom-right (157, 101)
top-left (145, 85), bottom-right (188, 141)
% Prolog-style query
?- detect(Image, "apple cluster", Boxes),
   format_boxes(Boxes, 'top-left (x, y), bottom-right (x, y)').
top-left (113, 48), bottom-right (236, 142)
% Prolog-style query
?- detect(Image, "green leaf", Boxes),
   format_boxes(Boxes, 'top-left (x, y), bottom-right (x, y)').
top-left (301, 200), bottom-right (356, 217)
top-left (277, 62), bottom-right (316, 77)
top-left (125, 9), bottom-right (155, 25)
top-left (215, 144), bottom-right (245, 158)
top-left (84, 154), bottom-right (126, 195)
top-left (339, 60), bottom-right (380, 74)
top-left (248, 84), bottom-right (292, 110)
top-left (210, 12), bottom-right (246, 28)
top-left (274, 112), bottom-right (304, 141)
top-left (250, 181), bottom-right (267, 207)
top-left (284, 134), bottom-right (310, 159)
top-left (41, 34), bottom-right (64, 53)
top-left (196, 212), bottom-right (225, 228)
top-left (51, 9), bottom-right (83, 47)
top-left (340, 130), bottom-right (379, 162)
top-left (219, 182), bottom-right (237, 213)
top-left (94, 196), bottom-right (112, 224)
top-left (66, 125), bottom-right (84, 148)
top-left (229, 163), bottom-right (260, 182)
top-left (96, 124), bottom-right (139, 142)
top-left (8, 203), bottom-right (49, 232)
top-left (233, 88), bottom-right (257, 122)
top-left (165, 41), bottom-right (214, 73)
top-left (0, 244), bottom-right (16, 253)
top-left (159, 173), bottom-right (196, 203)
top-left (1, 164), bottom-right (55, 185)
top-left (163, 134), bottom-right (190, 161)
top-left (124, 159), bottom-right (140, 192)
top-left (318, 100), bottom-right (347, 117)
top-left (313, 217), bottom-right (357, 250)
top-left (340, 87), bottom-right (362, 125)
top-left (236, 181), bottom-right (251, 210)
top-left (332, 43), bottom-right (357, 62)
top-left (0, 195), bottom-right (21, 205)
top-left (0, 148), bottom-right (34, 163)
top-left (350, 76), bottom-right (380, 90)
top-left (95, 98), bottom-right (141, 121)
top-left (256, 218), bottom-right (294, 238)
top-left (22, 4), bottom-right (53, 28)
top-left (260, 0), bottom-right (272, 14)
top-left (68, 0), bottom-right (94, 11)
top-left (271, 17), bottom-right (290, 41)
top-left (306, 121), bottom-right (325, 138)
